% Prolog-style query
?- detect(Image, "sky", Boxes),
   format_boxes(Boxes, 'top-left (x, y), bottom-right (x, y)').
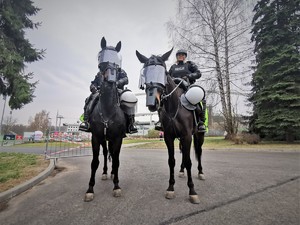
top-left (1, 0), bottom-right (178, 126)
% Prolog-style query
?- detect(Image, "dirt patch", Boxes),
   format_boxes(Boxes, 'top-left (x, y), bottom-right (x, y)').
top-left (50, 166), bottom-right (67, 177)
top-left (0, 200), bottom-right (9, 212)
top-left (0, 156), bottom-right (50, 193)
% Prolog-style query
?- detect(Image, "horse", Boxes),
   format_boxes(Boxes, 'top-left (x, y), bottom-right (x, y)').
top-left (136, 49), bottom-right (205, 204)
top-left (84, 37), bottom-right (127, 202)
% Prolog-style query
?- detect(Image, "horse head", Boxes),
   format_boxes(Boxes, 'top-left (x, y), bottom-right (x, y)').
top-left (136, 48), bottom-right (173, 112)
top-left (98, 37), bottom-right (122, 83)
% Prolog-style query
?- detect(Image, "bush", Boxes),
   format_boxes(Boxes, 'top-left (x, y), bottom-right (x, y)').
top-left (241, 133), bottom-right (261, 144)
top-left (147, 129), bottom-right (160, 138)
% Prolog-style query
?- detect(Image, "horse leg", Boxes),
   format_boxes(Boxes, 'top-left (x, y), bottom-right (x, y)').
top-left (164, 136), bottom-right (176, 199)
top-left (85, 135), bottom-right (100, 202)
top-left (109, 139), bottom-right (122, 197)
top-left (179, 141), bottom-right (185, 178)
top-left (101, 140), bottom-right (108, 180)
top-left (194, 133), bottom-right (205, 180)
top-left (182, 136), bottom-right (200, 204)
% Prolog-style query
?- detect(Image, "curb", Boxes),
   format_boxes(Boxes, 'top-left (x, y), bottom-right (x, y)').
top-left (0, 158), bottom-right (56, 203)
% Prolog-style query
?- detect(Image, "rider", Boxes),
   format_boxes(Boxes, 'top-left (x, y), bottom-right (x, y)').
top-left (79, 63), bottom-right (138, 134)
top-left (155, 49), bottom-right (206, 132)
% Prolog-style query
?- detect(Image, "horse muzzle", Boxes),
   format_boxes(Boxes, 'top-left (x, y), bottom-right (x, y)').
top-left (146, 87), bottom-right (161, 112)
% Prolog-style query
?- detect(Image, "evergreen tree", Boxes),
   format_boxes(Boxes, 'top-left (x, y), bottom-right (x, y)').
top-left (0, 0), bottom-right (44, 109)
top-left (250, 0), bottom-right (300, 141)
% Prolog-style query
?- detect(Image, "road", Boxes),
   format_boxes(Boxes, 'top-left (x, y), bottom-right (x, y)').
top-left (0, 147), bottom-right (299, 225)
top-left (0, 145), bottom-right (45, 155)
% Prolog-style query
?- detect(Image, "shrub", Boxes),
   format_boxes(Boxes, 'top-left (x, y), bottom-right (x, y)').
top-left (241, 133), bottom-right (261, 144)
top-left (147, 129), bottom-right (160, 138)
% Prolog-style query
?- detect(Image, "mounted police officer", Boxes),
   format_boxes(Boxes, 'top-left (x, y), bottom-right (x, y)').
top-left (155, 49), bottom-right (206, 132)
top-left (79, 41), bottom-right (138, 134)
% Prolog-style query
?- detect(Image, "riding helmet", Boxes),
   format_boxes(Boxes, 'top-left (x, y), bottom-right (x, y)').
top-left (176, 49), bottom-right (187, 57)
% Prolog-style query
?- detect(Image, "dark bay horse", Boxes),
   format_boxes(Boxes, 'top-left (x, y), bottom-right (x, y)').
top-left (136, 49), bottom-right (205, 204)
top-left (84, 37), bottom-right (127, 202)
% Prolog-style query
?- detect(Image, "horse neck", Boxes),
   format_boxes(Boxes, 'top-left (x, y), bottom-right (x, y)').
top-left (99, 82), bottom-right (118, 115)
top-left (164, 76), bottom-right (182, 114)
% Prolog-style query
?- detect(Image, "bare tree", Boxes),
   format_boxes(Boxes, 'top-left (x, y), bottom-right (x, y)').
top-left (168, 0), bottom-right (255, 138)
top-left (28, 110), bottom-right (50, 133)
top-left (2, 115), bottom-right (18, 134)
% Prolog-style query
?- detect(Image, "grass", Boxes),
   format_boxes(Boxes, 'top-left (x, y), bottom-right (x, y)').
top-left (124, 136), bottom-right (300, 150)
top-left (0, 152), bottom-right (49, 192)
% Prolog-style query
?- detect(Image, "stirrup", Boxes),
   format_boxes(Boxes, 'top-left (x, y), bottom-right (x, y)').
top-left (197, 124), bottom-right (206, 133)
top-left (128, 126), bottom-right (138, 134)
top-left (79, 122), bottom-right (90, 132)
top-left (155, 121), bottom-right (163, 131)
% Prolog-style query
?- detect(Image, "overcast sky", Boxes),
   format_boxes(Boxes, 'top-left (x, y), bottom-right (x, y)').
top-left (1, 0), bottom-right (177, 125)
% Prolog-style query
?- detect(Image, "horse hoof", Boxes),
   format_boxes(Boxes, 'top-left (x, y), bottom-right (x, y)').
top-left (179, 172), bottom-right (185, 178)
top-left (165, 191), bottom-right (175, 199)
top-left (113, 189), bottom-right (122, 197)
top-left (198, 173), bottom-right (205, 180)
top-left (101, 174), bottom-right (108, 180)
top-left (189, 195), bottom-right (200, 204)
top-left (84, 193), bottom-right (94, 202)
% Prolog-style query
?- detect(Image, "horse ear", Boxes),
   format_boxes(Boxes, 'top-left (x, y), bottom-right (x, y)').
top-left (161, 47), bottom-right (173, 61)
top-left (101, 37), bottom-right (106, 49)
top-left (136, 50), bottom-right (149, 63)
top-left (115, 41), bottom-right (121, 52)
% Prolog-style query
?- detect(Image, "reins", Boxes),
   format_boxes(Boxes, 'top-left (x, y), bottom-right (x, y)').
top-left (97, 81), bottom-right (120, 137)
top-left (161, 79), bottom-right (183, 101)
top-left (160, 77), bottom-right (184, 138)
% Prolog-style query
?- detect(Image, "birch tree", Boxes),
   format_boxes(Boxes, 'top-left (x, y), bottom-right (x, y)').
top-left (168, 0), bottom-right (256, 138)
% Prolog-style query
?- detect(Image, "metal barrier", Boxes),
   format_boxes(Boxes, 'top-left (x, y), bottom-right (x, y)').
top-left (45, 132), bottom-right (94, 159)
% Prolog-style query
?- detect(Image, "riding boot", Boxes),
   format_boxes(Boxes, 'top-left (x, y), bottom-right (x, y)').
top-left (195, 103), bottom-right (206, 133)
top-left (79, 94), bottom-right (96, 132)
top-left (79, 110), bottom-right (90, 132)
top-left (127, 114), bottom-right (138, 134)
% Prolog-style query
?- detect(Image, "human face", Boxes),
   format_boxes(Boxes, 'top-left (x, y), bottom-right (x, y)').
top-left (176, 53), bottom-right (186, 62)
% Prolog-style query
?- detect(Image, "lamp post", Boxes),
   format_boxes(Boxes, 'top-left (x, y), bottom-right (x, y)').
top-left (0, 95), bottom-right (7, 136)
top-left (57, 115), bottom-right (64, 134)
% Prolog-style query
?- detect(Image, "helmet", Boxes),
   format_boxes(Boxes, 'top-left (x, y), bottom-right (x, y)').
top-left (176, 49), bottom-right (187, 57)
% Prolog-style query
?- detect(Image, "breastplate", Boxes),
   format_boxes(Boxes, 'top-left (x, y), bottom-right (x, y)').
top-left (171, 63), bottom-right (191, 78)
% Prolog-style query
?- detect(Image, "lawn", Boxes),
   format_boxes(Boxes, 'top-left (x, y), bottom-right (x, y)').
top-left (0, 152), bottom-right (49, 192)
top-left (124, 136), bottom-right (300, 150)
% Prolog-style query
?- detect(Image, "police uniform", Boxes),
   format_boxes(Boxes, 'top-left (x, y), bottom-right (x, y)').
top-left (79, 68), bottom-right (137, 133)
top-left (169, 60), bottom-right (201, 85)
top-left (155, 49), bottom-right (206, 132)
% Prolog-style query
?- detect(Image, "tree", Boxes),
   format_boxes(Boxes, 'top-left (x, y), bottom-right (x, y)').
top-left (28, 110), bottom-right (50, 133)
top-left (0, 0), bottom-right (44, 109)
top-left (250, 0), bottom-right (300, 142)
top-left (9, 123), bottom-right (28, 135)
top-left (2, 113), bottom-right (17, 134)
top-left (167, 0), bottom-right (256, 138)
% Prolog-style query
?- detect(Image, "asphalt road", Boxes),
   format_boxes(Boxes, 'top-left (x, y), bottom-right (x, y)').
top-left (0, 145), bottom-right (45, 155)
top-left (0, 147), bottom-right (299, 225)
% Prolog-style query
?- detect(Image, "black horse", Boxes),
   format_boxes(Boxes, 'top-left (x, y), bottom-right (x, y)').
top-left (84, 37), bottom-right (127, 202)
top-left (136, 49), bottom-right (205, 204)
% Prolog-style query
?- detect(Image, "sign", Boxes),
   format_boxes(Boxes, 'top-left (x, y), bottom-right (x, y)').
top-left (3, 134), bottom-right (16, 140)
top-left (16, 135), bottom-right (23, 140)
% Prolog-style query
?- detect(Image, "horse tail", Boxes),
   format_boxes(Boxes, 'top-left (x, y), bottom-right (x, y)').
top-left (193, 133), bottom-right (205, 162)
